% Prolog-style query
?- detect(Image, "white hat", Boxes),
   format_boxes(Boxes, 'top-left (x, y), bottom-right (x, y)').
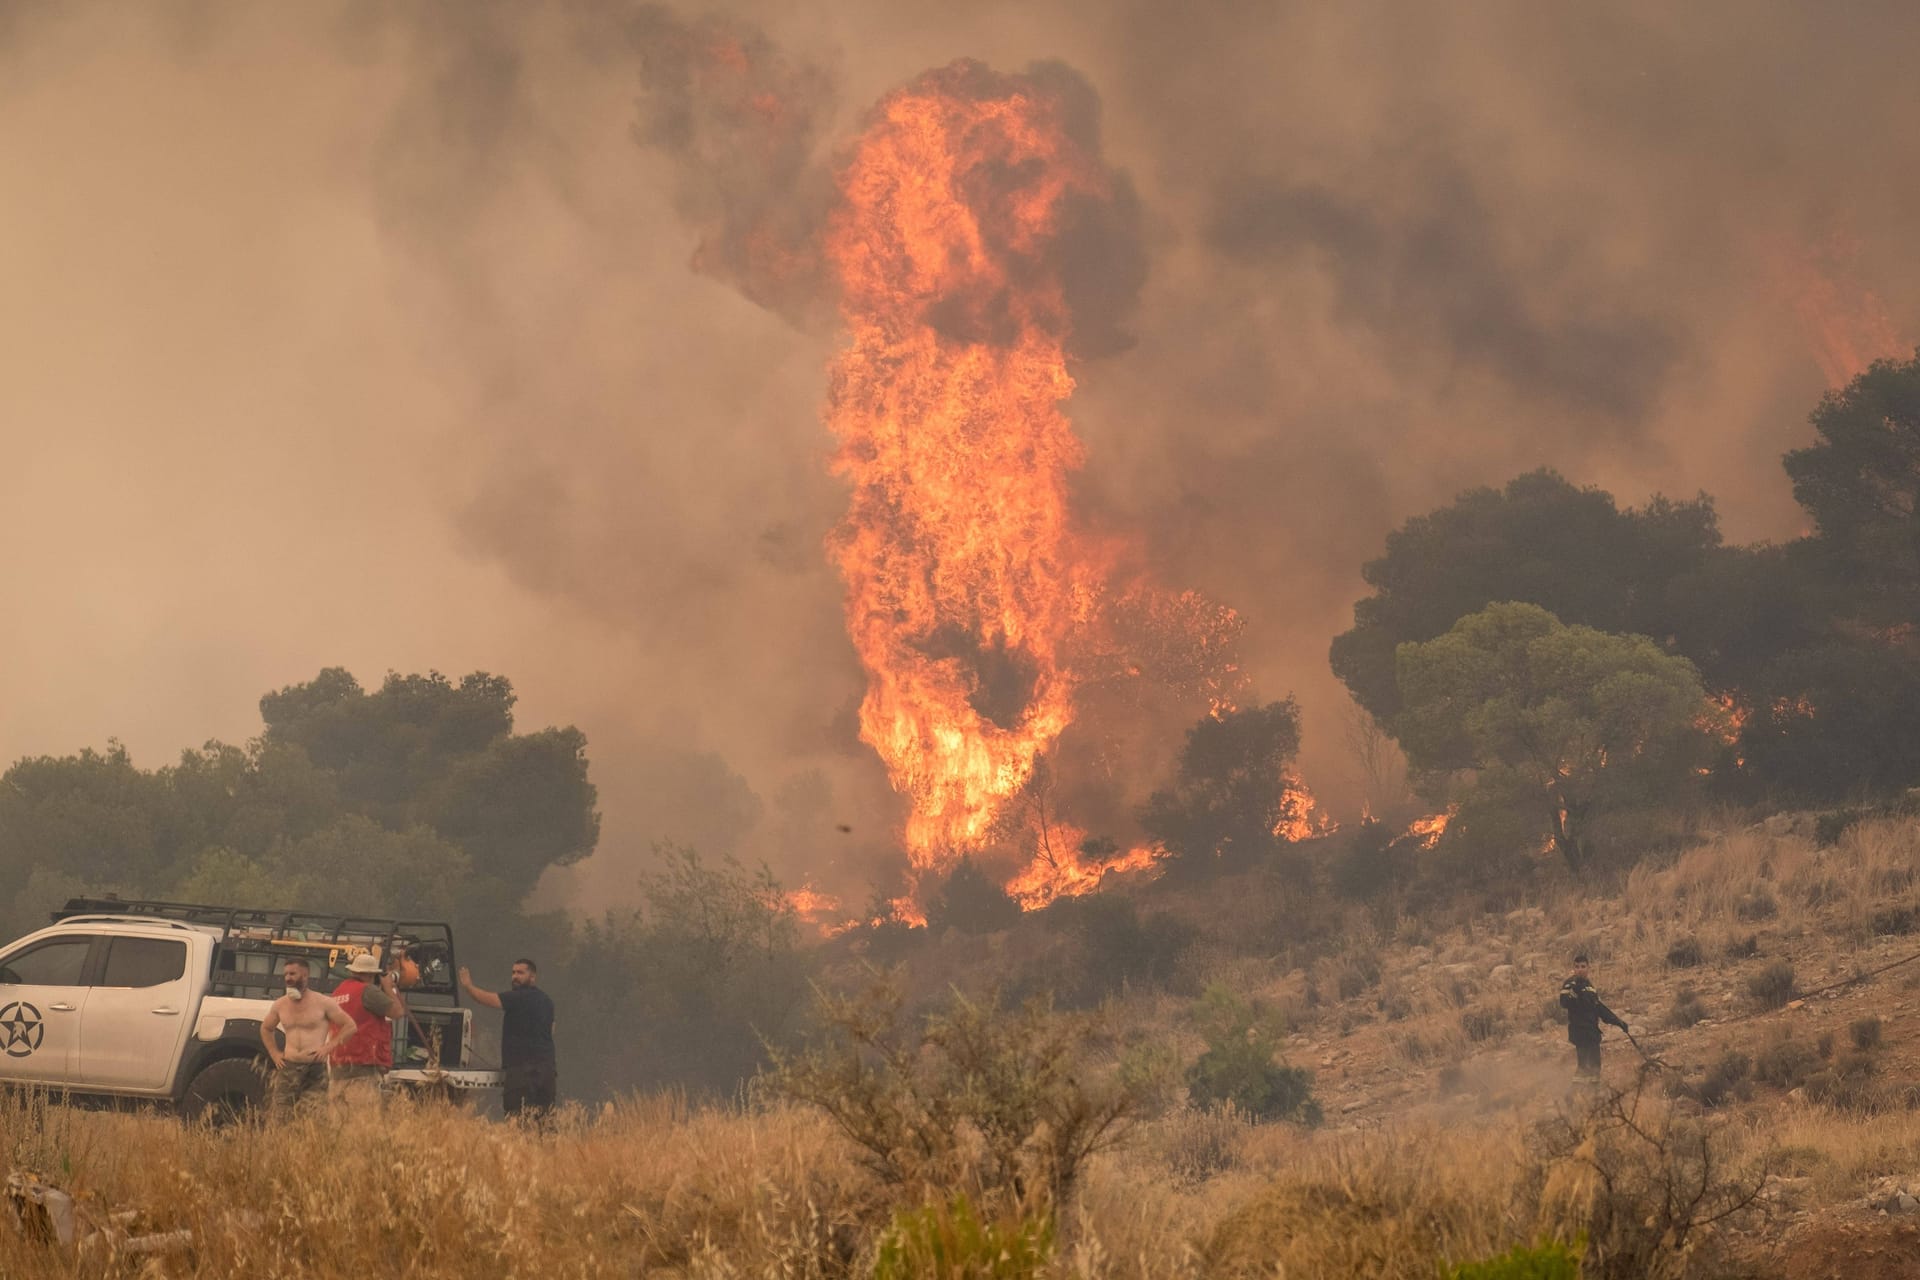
top-left (347, 953), bottom-right (382, 975)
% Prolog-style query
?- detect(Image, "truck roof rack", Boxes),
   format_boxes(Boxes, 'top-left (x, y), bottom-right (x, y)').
top-left (54, 896), bottom-right (439, 940)
top-left (52, 897), bottom-right (461, 1004)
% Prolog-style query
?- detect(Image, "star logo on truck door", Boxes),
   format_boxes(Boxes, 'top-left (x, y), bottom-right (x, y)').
top-left (0, 1002), bottom-right (44, 1057)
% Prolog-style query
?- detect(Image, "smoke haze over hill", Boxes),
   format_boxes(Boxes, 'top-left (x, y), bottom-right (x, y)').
top-left (2, 1), bottom-right (1915, 907)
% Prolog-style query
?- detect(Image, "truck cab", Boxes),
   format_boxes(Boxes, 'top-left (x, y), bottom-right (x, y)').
top-left (0, 898), bottom-right (501, 1118)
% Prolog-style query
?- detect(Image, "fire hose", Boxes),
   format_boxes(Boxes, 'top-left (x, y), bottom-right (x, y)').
top-left (1594, 941), bottom-right (1920, 1077)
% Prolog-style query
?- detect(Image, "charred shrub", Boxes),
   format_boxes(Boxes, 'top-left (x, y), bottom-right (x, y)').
top-left (1460, 1006), bottom-right (1507, 1043)
top-left (1815, 808), bottom-right (1865, 848)
top-left (1734, 887), bottom-right (1778, 922)
top-left (1664, 936), bottom-right (1704, 969)
top-left (1754, 1035), bottom-right (1819, 1090)
top-left (1678, 1050), bottom-right (1752, 1109)
top-left (1185, 985), bottom-right (1320, 1125)
top-left (1330, 821), bottom-right (1411, 901)
top-left (1805, 1052), bottom-right (1881, 1111)
top-left (1664, 986), bottom-right (1707, 1030)
top-left (1746, 961), bottom-right (1797, 1009)
top-left (1333, 952), bottom-right (1382, 1000)
top-left (926, 856), bottom-right (1020, 935)
top-left (1047, 893), bottom-right (1197, 1006)
top-left (1870, 905), bottom-right (1919, 936)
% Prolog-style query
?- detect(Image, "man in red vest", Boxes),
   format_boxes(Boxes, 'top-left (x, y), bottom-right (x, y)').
top-left (331, 952), bottom-right (405, 1101)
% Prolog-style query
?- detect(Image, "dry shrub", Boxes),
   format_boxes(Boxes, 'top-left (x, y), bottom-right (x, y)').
top-left (1459, 1007), bottom-right (1507, 1044)
top-left (1802, 1053), bottom-right (1885, 1113)
top-left (1664, 935), bottom-right (1704, 968)
top-left (1143, 1103), bottom-right (1252, 1184)
top-left (1869, 904), bottom-right (1919, 936)
top-left (1534, 1080), bottom-right (1769, 1280)
top-left (1746, 960), bottom-right (1796, 1008)
top-left (1733, 885), bottom-right (1778, 921)
top-left (0, 1091), bottom-right (875, 1280)
top-left (1852, 1016), bottom-right (1885, 1051)
top-left (1201, 1127), bottom-right (1566, 1279)
top-left (771, 977), bottom-right (1137, 1213)
top-left (1674, 1050), bottom-right (1752, 1110)
top-left (1663, 986), bottom-right (1707, 1030)
top-left (1753, 1034), bottom-right (1819, 1090)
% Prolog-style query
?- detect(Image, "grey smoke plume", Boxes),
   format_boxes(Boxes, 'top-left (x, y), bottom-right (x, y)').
top-left (2, 0), bottom-right (1916, 907)
top-left (629, 3), bottom-right (837, 325)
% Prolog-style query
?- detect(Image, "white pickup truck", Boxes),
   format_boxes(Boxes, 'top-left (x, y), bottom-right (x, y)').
top-left (0, 897), bottom-right (501, 1119)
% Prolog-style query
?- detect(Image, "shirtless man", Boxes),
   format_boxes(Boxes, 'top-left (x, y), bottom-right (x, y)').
top-left (260, 956), bottom-right (356, 1116)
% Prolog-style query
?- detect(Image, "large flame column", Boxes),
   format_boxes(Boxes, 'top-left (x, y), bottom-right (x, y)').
top-left (824, 64), bottom-right (1110, 869)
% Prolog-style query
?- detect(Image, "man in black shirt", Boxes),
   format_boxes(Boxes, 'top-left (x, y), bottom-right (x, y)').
top-left (1558, 953), bottom-right (1629, 1079)
top-left (460, 958), bottom-right (557, 1119)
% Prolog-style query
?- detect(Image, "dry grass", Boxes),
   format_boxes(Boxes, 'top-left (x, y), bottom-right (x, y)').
top-left (7, 815), bottom-right (1920, 1277)
top-left (0, 1086), bottom-right (1824, 1279)
top-left (0, 1090), bottom-right (1626, 1279)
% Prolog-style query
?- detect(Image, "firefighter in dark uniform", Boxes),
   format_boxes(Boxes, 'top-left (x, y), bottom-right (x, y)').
top-left (1558, 953), bottom-right (1628, 1077)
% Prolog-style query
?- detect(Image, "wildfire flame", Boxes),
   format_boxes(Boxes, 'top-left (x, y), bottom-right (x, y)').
top-left (825, 64), bottom-right (1139, 879)
top-left (1768, 235), bottom-right (1906, 387)
top-left (1404, 807), bottom-right (1456, 851)
top-left (783, 884), bottom-right (845, 932)
top-left (1272, 772), bottom-right (1338, 842)
top-left (1002, 824), bottom-right (1160, 911)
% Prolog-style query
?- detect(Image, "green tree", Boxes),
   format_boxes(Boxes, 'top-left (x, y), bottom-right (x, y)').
top-left (1394, 603), bottom-right (1719, 871)
top-left (556, 845), bottom-right (809, 1098)
top-left (1331, 470), bottom-right (1721, 723)
top-left (1139, 700), bottom-right (1310, 873)
top-left (1184, 984), bottom-right (1319, 1124)
top-left (1785, 350), bottom-right (1920, 620)
top-left (258, 668), bottom-right (598, 890)
top-left (0, 744), bottom-right (172, 895)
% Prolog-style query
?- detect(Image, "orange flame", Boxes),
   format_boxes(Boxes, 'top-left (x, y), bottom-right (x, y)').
top-left (1768, 235), bottom-right (1906, 386)
top-left (824, 65), bottom-right (1119, 872)
top-left (1003, 825), bottom-right (1160, 910)
top-left (1404, 806), bottom-right (1456, 851)
top-left (886, 895), bottom-right (928, 929)
top-left (783, 885), bottom-right (846, 933)
top-left (1704, 691), bottom-right (1749, 745)
top-left (1272, 772), bottom-right (1338, 842)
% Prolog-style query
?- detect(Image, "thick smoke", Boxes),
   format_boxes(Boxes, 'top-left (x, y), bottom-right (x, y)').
top-left (2, 0), bottom-right (1916, 905)
top-left (628, 4), bottom-right (838, 325)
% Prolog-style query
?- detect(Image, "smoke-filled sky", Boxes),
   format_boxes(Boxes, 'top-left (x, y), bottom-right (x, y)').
top-left (3, 1), bottom-right (1916, 908)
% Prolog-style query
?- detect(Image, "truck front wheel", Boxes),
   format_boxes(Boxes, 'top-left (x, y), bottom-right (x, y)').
top-left (182, 1057), bottom-right (268, 1125)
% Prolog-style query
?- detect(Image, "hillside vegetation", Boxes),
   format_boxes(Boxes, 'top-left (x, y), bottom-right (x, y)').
top-left (8, 816), bottom-right (1920, 1277)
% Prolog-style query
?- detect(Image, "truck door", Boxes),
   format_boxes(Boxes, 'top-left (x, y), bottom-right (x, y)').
top-left (79, 935), bottom-right (194, 1092)
top-left (0, 935), bottom-right (96, 1086)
